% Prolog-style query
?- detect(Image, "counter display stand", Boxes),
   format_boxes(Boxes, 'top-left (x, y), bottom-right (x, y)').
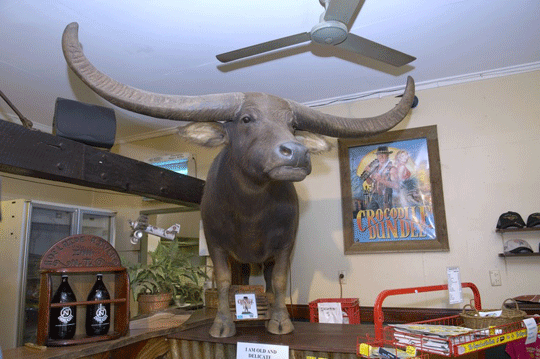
top-left (358, 283), bottom-right (539, 358)
top-left (36, 234), bottom-right (129, 346)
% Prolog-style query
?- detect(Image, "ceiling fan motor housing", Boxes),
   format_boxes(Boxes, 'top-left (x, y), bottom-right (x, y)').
top-left (310, 21), bottom-right (348, 45)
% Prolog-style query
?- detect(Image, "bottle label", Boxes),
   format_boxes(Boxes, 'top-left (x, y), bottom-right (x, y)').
top-left (94, 304), bottom-right (108, 324)
top-left (58, 307), bottom-right (74, 324)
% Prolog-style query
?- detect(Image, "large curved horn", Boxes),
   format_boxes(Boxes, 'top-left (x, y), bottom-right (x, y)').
top-left (62, 22), bottom-right (243, 122)
top-left (290, 76), bottom-right (415, 138)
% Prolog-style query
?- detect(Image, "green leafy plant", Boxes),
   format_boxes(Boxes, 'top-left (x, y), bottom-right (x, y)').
top-left (125, 238), bottom-right (208, 306)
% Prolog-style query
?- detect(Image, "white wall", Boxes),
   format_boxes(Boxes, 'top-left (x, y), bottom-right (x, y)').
top-left (291, 70), bottom-right (540, 309)
top-left (3, 70), bottom-right (539, 311)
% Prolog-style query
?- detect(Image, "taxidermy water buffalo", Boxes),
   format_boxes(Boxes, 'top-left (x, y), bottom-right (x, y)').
top-left (61, 22), bottom-right (415, 338)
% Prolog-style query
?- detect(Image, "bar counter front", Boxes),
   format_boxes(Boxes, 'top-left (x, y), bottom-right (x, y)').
top-left (168, 308), bottom-right (372, 359)
top-left (2, 308), bottom-right (374, 359)
top-left (3, 308), bottom-right (485, 359)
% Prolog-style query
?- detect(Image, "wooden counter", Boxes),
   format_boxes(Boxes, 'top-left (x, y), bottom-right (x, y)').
top-left (166, 308), bottom-right (481, 359)
top-left (169, 320), bottom-right (372, 358)
top-left (2, 307), bottom-right (487, 359)
top-left (2, 309), bottom-right (193, 359)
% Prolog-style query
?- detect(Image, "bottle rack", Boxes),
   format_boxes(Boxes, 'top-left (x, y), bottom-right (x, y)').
top-left (36, 234), bottom-right (130, 346)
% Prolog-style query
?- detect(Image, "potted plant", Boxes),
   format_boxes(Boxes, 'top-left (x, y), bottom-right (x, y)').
top-left (125, 238), bottom-right (208, 315)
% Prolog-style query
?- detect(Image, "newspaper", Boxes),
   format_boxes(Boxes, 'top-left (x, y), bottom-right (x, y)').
top-left (390, 324), bottom-right (474, 338)
top-left (390, 324), bottom-right (476, 355)
top-left (393, 332), bottom-right (451, 355)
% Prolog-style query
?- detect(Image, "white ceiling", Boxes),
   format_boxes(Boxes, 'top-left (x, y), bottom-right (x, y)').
top-left (1, 0), bottom-right (539, 142)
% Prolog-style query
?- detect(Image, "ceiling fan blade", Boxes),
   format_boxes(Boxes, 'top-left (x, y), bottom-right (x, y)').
top-left (216, 32), bottom-right (311, 63)
top-left (324, 0), bottom-right (362, 25)
top-left (336, 33), bottom-right (416, 67)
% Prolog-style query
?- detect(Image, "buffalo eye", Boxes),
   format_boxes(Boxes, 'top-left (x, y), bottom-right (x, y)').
top-left (241, 115), bottom-right (252, 124)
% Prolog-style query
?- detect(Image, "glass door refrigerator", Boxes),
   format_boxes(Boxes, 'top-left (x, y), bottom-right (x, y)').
top-left (0, 199), bottom-right (115, 349)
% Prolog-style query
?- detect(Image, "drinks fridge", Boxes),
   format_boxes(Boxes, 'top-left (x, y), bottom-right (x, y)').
top-left (0, 199), bottom-right (115, 349)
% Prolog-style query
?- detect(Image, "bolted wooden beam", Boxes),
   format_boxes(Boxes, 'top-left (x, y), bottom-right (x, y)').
top-left (0, 120), bottom-right (204, 206)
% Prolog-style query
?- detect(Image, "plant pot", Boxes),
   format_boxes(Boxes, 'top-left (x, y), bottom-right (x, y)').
top-left (137, 292), bottom-right (173, 315)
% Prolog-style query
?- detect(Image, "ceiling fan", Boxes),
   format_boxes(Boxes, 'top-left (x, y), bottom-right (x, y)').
top-left (216, 0), bottom-right (416, 67)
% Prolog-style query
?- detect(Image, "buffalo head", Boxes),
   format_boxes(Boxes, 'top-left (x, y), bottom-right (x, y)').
top-left (178, 93), bottom-right (333, 183)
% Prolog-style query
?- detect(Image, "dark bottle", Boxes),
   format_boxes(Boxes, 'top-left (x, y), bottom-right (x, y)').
top-left (85, 274), bottom-right (110, 336)
top-left (49, 275), bottom-right (77, 340)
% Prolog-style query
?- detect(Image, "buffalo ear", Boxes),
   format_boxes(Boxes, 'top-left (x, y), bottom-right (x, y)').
top-left (178, 123), bottom-right (229, 147)
top-left (294, 131), bottom-right (333, 154)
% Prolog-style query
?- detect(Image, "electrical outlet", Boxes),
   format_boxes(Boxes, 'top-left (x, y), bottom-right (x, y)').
top-left (338, 270), bottom-right (346, 284)
top-left (489, 270), bottom-right (502, 286)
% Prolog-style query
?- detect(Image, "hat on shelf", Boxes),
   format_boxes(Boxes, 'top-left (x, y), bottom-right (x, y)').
top-left (496, 212), bottom-right (526, 229)
top-left (514, 295), bottom-right (540, 303)
top-left (503, 239), bottom-right (534, 254)
top-left (526, 213), bottom-right (540, 228)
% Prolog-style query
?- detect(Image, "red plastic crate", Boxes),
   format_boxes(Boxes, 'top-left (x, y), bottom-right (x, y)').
top-left (309, 298), bottom-right (361, 324)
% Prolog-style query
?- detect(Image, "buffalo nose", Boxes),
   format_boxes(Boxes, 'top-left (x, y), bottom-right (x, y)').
top-left (277, 142), bottom-right (309, 163)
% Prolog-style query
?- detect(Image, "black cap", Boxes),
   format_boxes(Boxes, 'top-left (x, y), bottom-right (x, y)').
top-left (496, 211), bottom-right (525, 229)
top-left (526, 213), bottom-right (540, 228)
top-left (375, 146), bottom-right (393, 154)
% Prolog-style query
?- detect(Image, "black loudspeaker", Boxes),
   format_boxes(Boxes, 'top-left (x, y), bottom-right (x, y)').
top-left (53, 98), bottom-right (116, 149)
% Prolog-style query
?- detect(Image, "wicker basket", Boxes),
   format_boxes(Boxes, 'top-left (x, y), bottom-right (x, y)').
top-left (460, 298), bottom-right (527, 329)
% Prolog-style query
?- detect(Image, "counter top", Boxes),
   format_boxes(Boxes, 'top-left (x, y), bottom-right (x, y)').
top-left (2, 309), bottom-right (192, 359)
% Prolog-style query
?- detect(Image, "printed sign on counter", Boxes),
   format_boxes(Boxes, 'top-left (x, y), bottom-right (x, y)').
top-left (237, 342), bottom-right (289, 359)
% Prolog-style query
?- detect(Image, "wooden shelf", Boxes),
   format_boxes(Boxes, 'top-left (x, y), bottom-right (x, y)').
top-left (41, 266), bottom-right (127, 274)
top-left (45, 331), bottom-right (122, 347)
top-left (50, 298), bottom-right (127, 307)
top-left (498, 252), bottom-right (540, 257)
top-left (496, 227), bottom-right (540, 233)
top-left (36, 234), bottom-right (130, 347)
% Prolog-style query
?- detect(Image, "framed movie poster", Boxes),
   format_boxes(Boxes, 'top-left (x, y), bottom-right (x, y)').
top-left (338, 125), bottom-right (448, 254)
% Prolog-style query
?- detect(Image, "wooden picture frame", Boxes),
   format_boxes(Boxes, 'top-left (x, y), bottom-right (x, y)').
top-left (338, 125), bottom-right (448, 254)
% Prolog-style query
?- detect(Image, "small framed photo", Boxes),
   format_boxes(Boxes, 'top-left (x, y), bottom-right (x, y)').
top-left (235, 293), bottom-right (258, 320)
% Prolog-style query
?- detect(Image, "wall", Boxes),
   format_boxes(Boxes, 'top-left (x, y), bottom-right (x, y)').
top-left (2, 70), bottom-right (539, 311)
top-left (0, 174), bottom-right (145, 262)
top-left (291, 70), bottom-right (540, 309)
top-left (0, 174), bottom-right (96, 207)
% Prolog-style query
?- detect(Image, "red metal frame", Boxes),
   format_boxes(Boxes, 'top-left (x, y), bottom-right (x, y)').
top-left (373, 282), bottom-right (482, 341)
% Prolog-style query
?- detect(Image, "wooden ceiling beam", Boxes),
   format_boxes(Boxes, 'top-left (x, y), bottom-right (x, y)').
top-left (0, 120), bottom-right (204, 207)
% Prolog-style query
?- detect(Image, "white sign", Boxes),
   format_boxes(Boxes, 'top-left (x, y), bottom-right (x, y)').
top-left (523, 317), bottom-right (538, 344)
top-left (237, 342), bottom-right (289, 359)
top-left (447, 266), bottom-right (463, 304)
top-left (199, 221), bottom-right (209, 256)
top-left (235, 293), bottom-right (258, 319)
top-left (317, 302), bottom-right (343, 324)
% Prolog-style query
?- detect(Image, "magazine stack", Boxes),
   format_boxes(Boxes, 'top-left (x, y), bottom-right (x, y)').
top-left (390, 324), bottom-right (477, 355)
